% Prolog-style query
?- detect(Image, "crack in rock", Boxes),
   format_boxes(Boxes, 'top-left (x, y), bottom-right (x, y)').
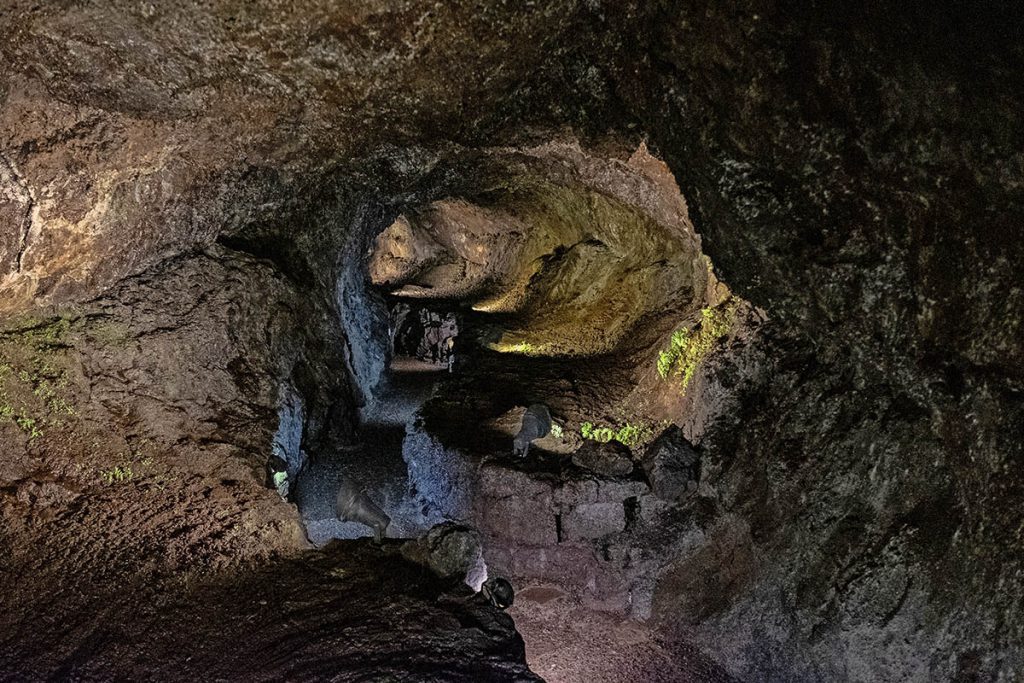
top-left (0, 153), bottom-right (36, 275)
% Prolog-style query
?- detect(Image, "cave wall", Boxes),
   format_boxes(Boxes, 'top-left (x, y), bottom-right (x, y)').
top-left (335, 203), bottom-right (394, 409)
top-left (81, 248), bottom-right (356, 456)
top-left (0, 243), bottom-right (356, 564)
top-left (0, 0), bottom-right (608, 310)
top-left (592, 3), bottom-right (1024, 680)
top-left (0, 1), bottom-right (1021, 681)
top-left (368, 142), bottom-right (709, 358)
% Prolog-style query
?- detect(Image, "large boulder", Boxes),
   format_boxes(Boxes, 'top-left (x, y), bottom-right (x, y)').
top-left (401, 523), bottom-right (488, 589)
top-left (572, 440), bottom-right (634, 478)
top-left (641, 427), bottom-right (701, 503)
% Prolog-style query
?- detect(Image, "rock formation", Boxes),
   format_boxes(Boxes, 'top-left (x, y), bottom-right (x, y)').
top-left (1, 2), bottom-right (1021, 680)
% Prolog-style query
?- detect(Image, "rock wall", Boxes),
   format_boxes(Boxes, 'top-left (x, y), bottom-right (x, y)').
top-left (1, 1), bottom-right (1021, 680)
top-left (595, 3), bottom-right (1024, 680)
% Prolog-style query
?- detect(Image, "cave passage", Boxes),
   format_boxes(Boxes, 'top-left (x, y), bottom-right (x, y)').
top-left (294, 301), bottom-right (462, 546)
top-left (279, 142), bottom-right (758, 680)
top-left (2, 4), bottom-right (1020, 681)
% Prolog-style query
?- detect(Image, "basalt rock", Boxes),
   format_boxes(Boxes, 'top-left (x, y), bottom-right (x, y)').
top-left (641, 427), bottom-right (700, 503)
top-left (572, 439), bottom-right (635, 478)
top-left (0, 1), bottom-right (1021, 681)
top-left (598, 5), bottom-right (1024, 679)
top-left (401, 522), bottom-right (488, 589)
top-left (1, 541), bottom-right (539, 682)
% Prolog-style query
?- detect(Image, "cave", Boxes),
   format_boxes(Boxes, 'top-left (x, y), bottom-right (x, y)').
top-left (1, 3), bottom-right (1022, 682)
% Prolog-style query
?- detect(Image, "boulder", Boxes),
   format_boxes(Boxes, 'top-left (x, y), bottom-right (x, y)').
top-left (401, 522), bottom-right (487, 589)
top-left (572, 440), bottom-right (634, 478)
top-left (642, 427), bottom-right (700, 503)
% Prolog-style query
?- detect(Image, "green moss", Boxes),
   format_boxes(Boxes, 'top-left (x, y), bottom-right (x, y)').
top-left (613, 423), bottom-right (643, 447)
top-left (657, 298), bottom-right (739, 394)
top-left (100, 465), bottom-right (134, 485)
top-left (508, 342), bottom-right (538, 354)
top-left (88, 319), bottom-right (132, 347)
top-left (0, 314), bottom-right (79, 440)
top-left (16, 412), bottom-right (43, 440)
top-left (4, 316), bottom-right (73, 347)
top-left (580, 420), bottom-right (655, 447)
top-left (487, 339), bottom-right (542, 355)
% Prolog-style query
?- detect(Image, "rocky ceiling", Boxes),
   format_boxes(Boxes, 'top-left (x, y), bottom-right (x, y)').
top-left (367, 142), bottom-right (708, 357)
top-left (1, 2), bottom-right (1022, 681)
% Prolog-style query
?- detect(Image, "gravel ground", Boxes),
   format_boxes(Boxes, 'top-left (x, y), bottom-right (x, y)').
top-left (510, 584), bottom-right (737, 683)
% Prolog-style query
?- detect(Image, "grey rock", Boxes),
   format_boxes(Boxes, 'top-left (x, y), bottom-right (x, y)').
top-left (572, 440), bottom-right (634, 478)
top-left (562, 502), bottom-right (626, 541)
top-left (482, 494), bottom-right (559, 546)
top-left (0, 2), bottom-right (1020, 680)
top-left (642, 427), bottom-right (700, 503)
top-left (402, 523), bottom-right (487, 588)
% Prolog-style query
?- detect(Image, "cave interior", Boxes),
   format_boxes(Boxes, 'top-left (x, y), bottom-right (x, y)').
top-left (1, 2), bottom-right (1022, 682)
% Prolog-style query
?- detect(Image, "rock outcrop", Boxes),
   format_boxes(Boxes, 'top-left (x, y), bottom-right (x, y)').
top-left (573, 440), bottom-right (635, 479)
top-left (0, 540), bottom-right (538, 682)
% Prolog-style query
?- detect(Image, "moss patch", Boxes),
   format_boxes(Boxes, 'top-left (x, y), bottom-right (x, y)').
top-left (580, 420), bottom-right (657, 448)
top-left (658, 298), bottom-right (740, 394)
top-left (0, 314), bottom-right (79, 441)
top-left (100, 465), bottom-right (135, 485)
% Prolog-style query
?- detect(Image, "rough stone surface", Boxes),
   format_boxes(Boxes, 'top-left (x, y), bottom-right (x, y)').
top-left (1, 2), bottom-right (1021, 681)
top-left (401, 522), bottom-right (487, 587)
top-left (0, 541), bottom-right (539, 682)
top-left (642, 426), bottom-right (701, 503)
top-left (572, 440), bottom-right (634, 478)
top-left (600, 5), bottom-right (1024, 680)
top-left (562, 502), bottom-right (626, 541)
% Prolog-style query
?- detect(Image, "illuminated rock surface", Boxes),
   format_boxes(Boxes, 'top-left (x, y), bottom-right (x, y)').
top-left (1, 2), bottom-right (1022, 681)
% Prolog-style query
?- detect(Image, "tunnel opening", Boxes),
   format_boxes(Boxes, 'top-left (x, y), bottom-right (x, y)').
top-left (286, 139), bottom-right (764, 678)
top-left (388, 300), bottom-right (462, 370)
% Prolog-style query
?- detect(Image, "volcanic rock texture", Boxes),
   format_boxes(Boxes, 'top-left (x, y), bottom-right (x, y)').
top-left (1, 2), bottom-right (1022, 681)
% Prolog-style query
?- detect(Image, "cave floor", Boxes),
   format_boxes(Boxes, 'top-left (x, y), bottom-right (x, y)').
top-left (510, 585), bottom-right (737, 683)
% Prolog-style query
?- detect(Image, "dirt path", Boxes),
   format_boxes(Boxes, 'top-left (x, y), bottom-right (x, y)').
top-left (510, 585), bottom-right (737, 683)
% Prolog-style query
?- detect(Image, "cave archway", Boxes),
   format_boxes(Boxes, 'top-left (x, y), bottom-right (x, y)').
top-left (3, 4), bottom-right (1020, 681)
top-left (277, 138), bottom-right (761, 678)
